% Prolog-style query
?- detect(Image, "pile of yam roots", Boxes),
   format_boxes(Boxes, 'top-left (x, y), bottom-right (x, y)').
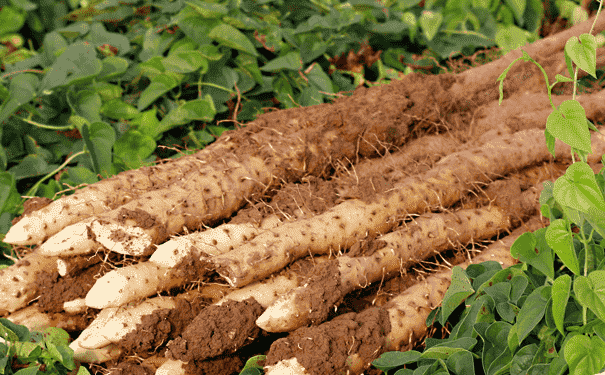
top-left (3, 15), bottom-right (605, 375)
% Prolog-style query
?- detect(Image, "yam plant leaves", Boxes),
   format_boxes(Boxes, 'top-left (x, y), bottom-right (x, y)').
top-left (515, 285), bottom-right (551, 346)
top-left (546, 219), bottom-right (581, 275)
top-left (510, 229), bottom-right (554, 280)
top-left (565, 33), bottom-right (597, 79)
top-left (546, 100), bottom-right (591, 154)
top-left (552, 274), bottom-right (572, 335)
top-left (564, 334), bottom-right (605, 375)
top-left (573, 270), bottom-right (605, 322)
top-left (439, 266), bottom-right (474, 325)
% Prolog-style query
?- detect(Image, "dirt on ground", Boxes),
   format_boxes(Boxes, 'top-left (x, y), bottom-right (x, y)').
top-left (5, 14), bottom-right (605, 375)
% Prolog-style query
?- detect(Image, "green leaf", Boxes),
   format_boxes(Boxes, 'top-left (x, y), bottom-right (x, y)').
top-left (504, 0), bottom-right (526, 25)
top-left (208, 23), bottom-right (258, 56)
top-left (439, 266), bottom-right (475, 325)
top-left (516, 285), bottom-right (551, 345)
top-left (564, 334), bottom-right (605, 375)
top-left (447, 350), bottom-right (475, 375)
top-left (162, 50), bottom-right (208, 74)
top-left (0, 73), bottom-right (38, 124)
top-left (574, 271), bottom-right (605, 322)
top-left (138, 73), bottom-right (181, 110)
top-left (101, 99), bottom-right (139, 120)
top-left (306, 63), bottom-right (334, 94)
top-left (546, 219), bottom-right (581, 275)
top-left (0, 321), bottom-right (19, 342)
top-left (261, 51), bottom-right (303, 72)
top-left (510, 229), bottom-right (554, 279)
top-left (419, 10), bottom-right (442, 41)
top-left (552, 274), bottom-right (571, 335)
top-left (495, 24), bottom-right (528, 54)
top-left (180, 96), bottom-right (217, 122)
top-left (372, 351), bottom-right (421, 372)
top-left (14, 365), bottom-right (40, 375)
top-left (38, 41), bottom-right (103, 92)
top-left (8, 155), bottom-right (57, 180)
top-left (565, 33), bottom-right (597, 79)
top-left (185, 0), bottom-right (228, 18)
top-left (0, 172), bottom-right (20, 214)
top-left (510, 344), bottom-right (538, 375)
top-left (114, 130), bottom-right (156, 170)
top-left (97, 56), bottom-right (129, 81)
top-left (84, 22), bottom-right (130, 56)
top-left (546, 101), bottom-right (591, 153)
top-left (0, 6), bottom-right (25, 34)
top-left (67, 89), bottom-right (103, 124)
top-left (82, 122), bottom-right (115, 178)
top-left (421, 346), bottom-right (468, 360)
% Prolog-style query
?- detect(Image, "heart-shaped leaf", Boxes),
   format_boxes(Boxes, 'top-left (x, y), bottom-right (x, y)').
top-left (545, 219), bottom-right (580, 275)
top-left (565, 33), bottom-right (597, 79)
top-left (574, 271), bottom-right (605, 322)
top-left (546, 100), bottom-right (591, 153)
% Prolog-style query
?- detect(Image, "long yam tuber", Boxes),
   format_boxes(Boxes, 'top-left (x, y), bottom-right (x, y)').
top-left (257, 182), bottom-right (539, 332)
top-left (210, 127), bottom-right (605, 289)
top-left (263, 216), bottom-right (546, 375)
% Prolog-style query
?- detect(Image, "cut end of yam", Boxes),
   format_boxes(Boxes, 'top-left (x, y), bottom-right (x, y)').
top-left (90, 220), bottom-right (152, 256)
top-left (4, 216), bottom-right (44, 245)
top-left (265, 357), bottom-right (309, 375)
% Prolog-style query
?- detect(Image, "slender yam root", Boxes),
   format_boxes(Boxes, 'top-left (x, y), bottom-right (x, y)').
top-left (72, 343), bottom-right (122, 364)
top-left (264, 216), bottom-right (546, 375)
top-left (150, 222), bottom-right (271, 268)
top-left (86, 220), bottom-right (282, 309)
top-left (75, 297), bottom-right (177, 350)
top-left (6, 304), bottom-right (89, 332)
top-left (383, 215), bottom-right (546, 352)
top-left (36, 219), bottom-right (101, 257)
top-left (4, 140), bottom-right (237, 246)
top-left (0, 252), bottom-right (60, 313)
top-left (212, 127), bottom-right (605, 289)
top-left (257, 180), bottom-right (540, 332)
top-left (264, 306), bottom-right (391, 375)
top-left (84, 262), bottom-right (189, 309)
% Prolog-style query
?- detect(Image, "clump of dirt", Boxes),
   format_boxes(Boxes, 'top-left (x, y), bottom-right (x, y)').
top-left (231, 175), bottom-right (339, 224)
top-left (166, 298), bottom-right (264, 363)
top-left (35, 263), bottom-right (102, 313)
top-left (118, 294), bottom-right (208, 357)
top-left (265, 306), bottom-right (391, 375)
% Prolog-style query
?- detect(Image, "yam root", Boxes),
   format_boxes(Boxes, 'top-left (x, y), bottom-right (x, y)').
top-left (0, 252), bottom-right (59, 313)
top-left (4, 140), bottom-right (238, 246)
top-left (6, 304), bottom-right (89, 333)
top-left (257, 181), bottom-right (540, 332)
top-left (86, 218), bottom-right (284, 309)
top-left (210, 127), bottom-right (605, 289)
top-left (263, 216), bottom-right (547, 375)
